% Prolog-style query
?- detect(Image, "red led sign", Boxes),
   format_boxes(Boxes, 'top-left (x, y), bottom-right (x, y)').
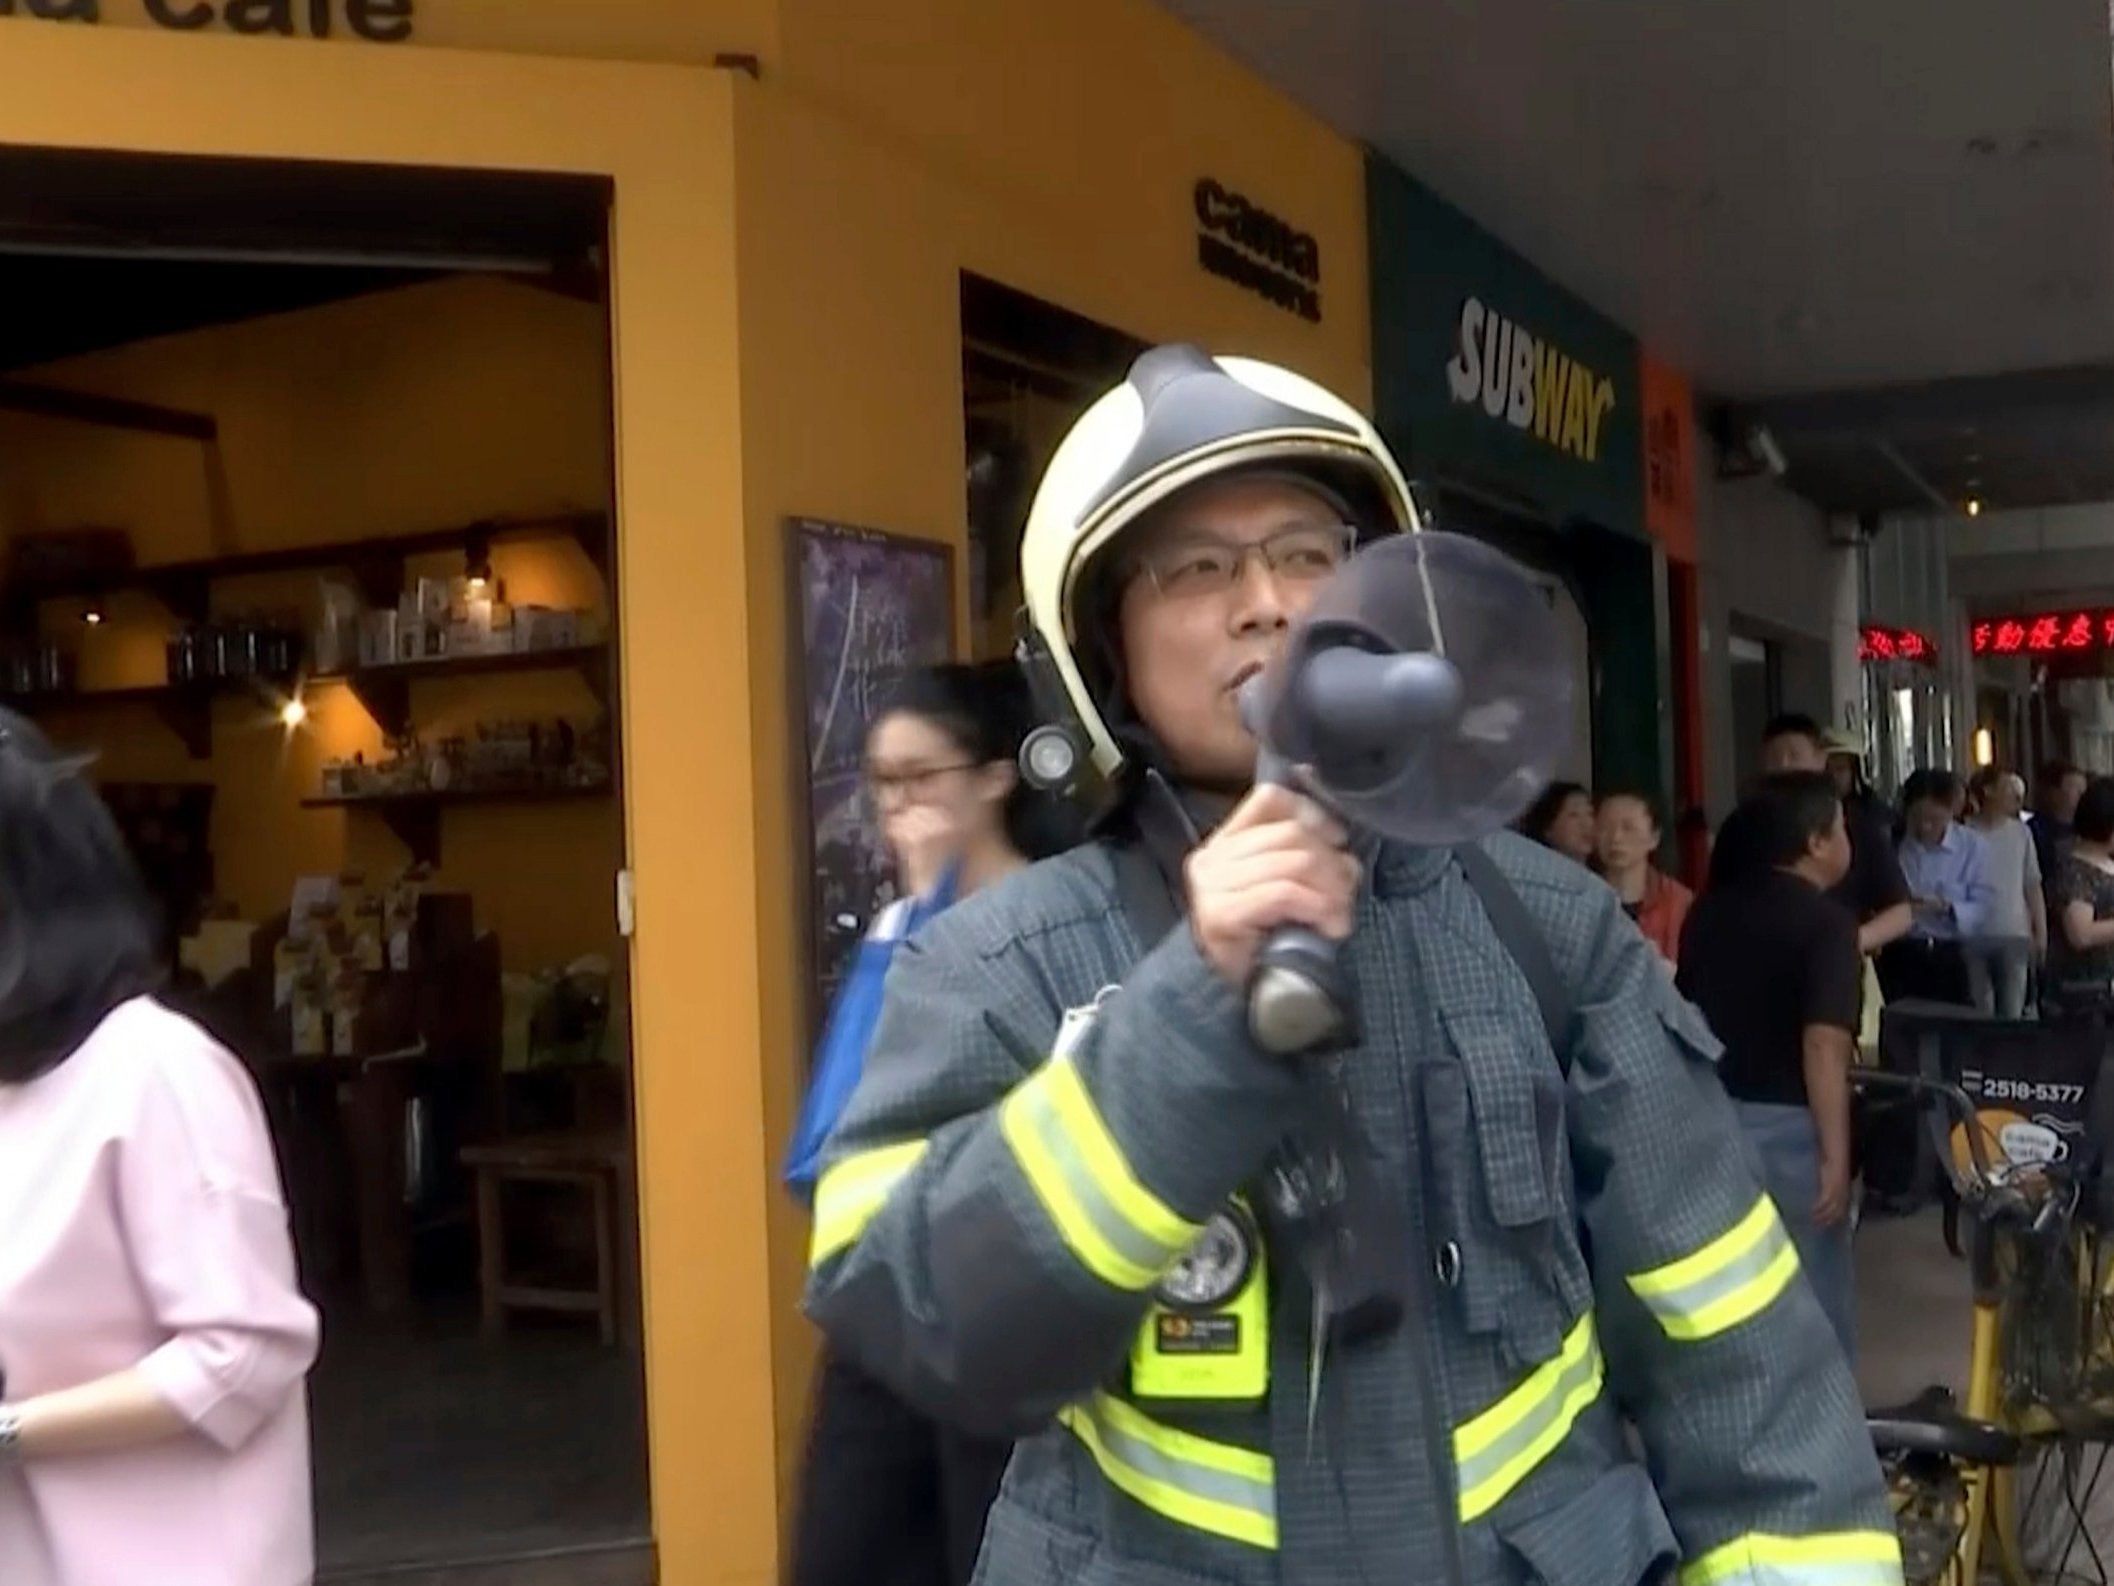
top-left (1970, 610), bottom-right (2114, 657)
top-left (1859, 624), bottom-right (1938, 664)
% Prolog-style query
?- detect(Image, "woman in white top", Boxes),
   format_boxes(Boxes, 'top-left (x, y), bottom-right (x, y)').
top-left (0, 711), bottom-right (319, 1586)
top-left (1965, 766), bottom-right (2046, 1018)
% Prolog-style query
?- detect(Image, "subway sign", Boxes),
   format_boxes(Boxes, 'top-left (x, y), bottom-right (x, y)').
top-left (1971, 610), bottom-right (2114, 656)
top-left (1444, 297), bottom-right (1617, 465)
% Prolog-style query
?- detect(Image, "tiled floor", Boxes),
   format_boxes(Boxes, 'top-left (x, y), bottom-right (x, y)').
top-left (1857, 1207), bottom-right (2114, 1581)
top-left (309, 1303), bottom-right (651, 1581)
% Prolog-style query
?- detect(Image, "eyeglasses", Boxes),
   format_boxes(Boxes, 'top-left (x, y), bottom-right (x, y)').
top-left (1131, 523), bottom-right (1357, 600)
top-left (865, 762), bottom-right (978, 805)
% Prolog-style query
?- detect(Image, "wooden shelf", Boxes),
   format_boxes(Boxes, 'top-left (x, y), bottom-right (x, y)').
top-left (6, 643), bottom-right (609, 758)
top-left (302, 783), bottom-right (613, 866)
top-left (6, 675), bottom-right (296, 758)
top-left (1, 510), bottom-right (609, 622)
top-left (312, 643), bottom-right (610, 738)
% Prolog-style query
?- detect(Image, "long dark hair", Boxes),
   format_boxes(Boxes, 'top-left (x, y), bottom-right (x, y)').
top-left (0, 710), bottom-right (164, 1084)
top-left (1518, 780), bottom-right (1590, 847)
top-left (876, 662), bottom-right (1080, 861)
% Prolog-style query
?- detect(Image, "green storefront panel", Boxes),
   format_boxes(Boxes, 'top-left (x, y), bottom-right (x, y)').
top-left (1367, 152), bottom-right (1644, 539)
top-left (1366, 151), bottom-right (1664, 809)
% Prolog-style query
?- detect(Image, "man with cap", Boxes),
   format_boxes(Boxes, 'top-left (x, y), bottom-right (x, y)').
top-left (805, 347), bottom-right (1896, 1585)
top-left (1756, 715), bottom-right (1913, 957)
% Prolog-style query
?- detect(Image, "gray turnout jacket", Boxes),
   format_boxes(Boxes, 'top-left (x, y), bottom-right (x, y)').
top-left (804, 831), bottom-right (1899, 1586)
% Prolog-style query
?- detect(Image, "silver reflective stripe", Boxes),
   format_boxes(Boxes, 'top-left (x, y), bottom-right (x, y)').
top-left (1059, 1394), bottom-right (1278, 1549)
top-left (1079, 1404), bottom-right (1274, 1520)
top-left (1453, 1319), bottom-right (1604, 1520)
top-left (1011, 1081), bottom-right (1175, 1279)
top-left (1635, 1210), bottom-right (1795, 1336)
top-left (1679, 1531), bottom-right (1904, 1586)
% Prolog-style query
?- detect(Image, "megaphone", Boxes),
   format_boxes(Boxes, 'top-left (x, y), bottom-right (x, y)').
top-left (1238, 529), bottom-right (1577, 1055)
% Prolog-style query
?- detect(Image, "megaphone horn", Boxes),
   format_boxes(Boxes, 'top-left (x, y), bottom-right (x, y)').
top-left (1238, 529), bottom-right (1576, 1056)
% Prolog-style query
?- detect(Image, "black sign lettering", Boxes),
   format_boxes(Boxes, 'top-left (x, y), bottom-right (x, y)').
top-left (0, 0), bottom-right (411, 36)
top-left (346, 0), bottom-right (411, 42)
top-left (224, 0), bottom-right (293, 33)
top-left (1192, 177), bottom-right (1323, 323)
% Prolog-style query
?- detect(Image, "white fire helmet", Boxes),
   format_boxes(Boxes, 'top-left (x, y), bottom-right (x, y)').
top-left (1015, 344), bottom-right (1420, 796)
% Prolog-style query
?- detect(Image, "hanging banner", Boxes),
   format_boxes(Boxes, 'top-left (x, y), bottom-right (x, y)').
top-left (1640, 352), bottom-right (1697, 564)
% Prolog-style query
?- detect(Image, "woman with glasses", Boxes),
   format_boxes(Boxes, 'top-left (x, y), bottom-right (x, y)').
top-left (0, 710), bottom-right (319, 1586)
top-left (787, 661), bottom-right (1072, 1586)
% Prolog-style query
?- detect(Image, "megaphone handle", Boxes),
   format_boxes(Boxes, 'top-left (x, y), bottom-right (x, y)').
top-left (1247, 749), bottom-right (1357, 1056)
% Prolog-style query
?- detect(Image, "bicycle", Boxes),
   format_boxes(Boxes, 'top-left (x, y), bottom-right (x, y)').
top-left (1854, 1067), bottom-right (2107, 1586)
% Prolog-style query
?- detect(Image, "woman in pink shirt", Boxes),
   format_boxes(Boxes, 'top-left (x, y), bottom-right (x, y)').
top-left (0, 714), bottom-right (320, 1586)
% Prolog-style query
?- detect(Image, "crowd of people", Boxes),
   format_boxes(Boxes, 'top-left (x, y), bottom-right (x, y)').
top-left (1516, 712), bottom-right (2114, 1369)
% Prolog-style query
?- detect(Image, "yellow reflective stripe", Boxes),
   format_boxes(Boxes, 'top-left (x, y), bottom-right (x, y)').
top-left (1453, 1314), bottom-right (1604, 1522)
top-left (808, 1140), bottom-right (928, 1267)
top-left (1679, 1530), bottom-right (1903, 1586)
top-left (1058, 1392), bottom-right (1277, 1550)
top-left (1627, 1195), bottom-right (1801, 1342)
top-left (999, 1055), bottom-right (1200, 1290)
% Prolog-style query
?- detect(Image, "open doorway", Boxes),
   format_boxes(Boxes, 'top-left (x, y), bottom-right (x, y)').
top-left (960, 273), bottom-right (1144, 662)
top-left (0, 148), bottom-right (646, 1584)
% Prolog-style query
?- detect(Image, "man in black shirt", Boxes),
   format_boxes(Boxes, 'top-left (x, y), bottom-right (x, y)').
top-left (1760, 715), bottom-right (1913, 956)
top-left (2033, 759), bottom-right (2087, 904)
top-left (1680, 771), bottom-right (1861, 1359)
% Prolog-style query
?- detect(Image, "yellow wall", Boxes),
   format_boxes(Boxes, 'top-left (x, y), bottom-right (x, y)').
top-left (0, 30), bottom-right (777, 1586)
top-left (0, 276), bottom-right (618, 972)
top-left (736, 0), bottom-right (1371, 1523)
top-left (0, 3), bottom-right (1373, 1580)
top-left (0, 0), bottom-right (779, 67)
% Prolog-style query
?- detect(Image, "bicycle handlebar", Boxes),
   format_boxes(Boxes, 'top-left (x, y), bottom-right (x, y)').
top-left (1851, 1069), bottom-right (1994, 1191)
top-left (1847, 1066), bottom-right (2078, 1240)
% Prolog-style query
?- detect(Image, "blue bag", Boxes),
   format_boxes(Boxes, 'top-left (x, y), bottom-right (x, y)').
top-left (784, 866), bottom-right (958, 1198)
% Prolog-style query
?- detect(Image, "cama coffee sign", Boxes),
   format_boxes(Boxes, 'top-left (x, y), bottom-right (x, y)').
top-left (1194, 178), bottom-right (1322, 324)
top-left (0, 0), bottom-right (414, 41)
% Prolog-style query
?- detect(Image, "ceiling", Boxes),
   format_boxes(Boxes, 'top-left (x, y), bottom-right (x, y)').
top-left (1157, 0), bottom-right (2114, 514)
top-left (0, 147), bottom-right (606, 376)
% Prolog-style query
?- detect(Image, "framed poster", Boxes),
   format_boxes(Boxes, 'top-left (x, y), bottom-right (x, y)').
top-left (786, 517), bottom-right (957, 1054)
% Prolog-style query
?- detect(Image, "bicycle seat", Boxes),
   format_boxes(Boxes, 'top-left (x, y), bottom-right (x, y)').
top-left (1866, 1385), bottom-right (2020, 1467)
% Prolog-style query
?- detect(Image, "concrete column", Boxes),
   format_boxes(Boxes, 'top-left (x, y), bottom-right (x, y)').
top-left (1826, 517), bottom-right (1865, 739)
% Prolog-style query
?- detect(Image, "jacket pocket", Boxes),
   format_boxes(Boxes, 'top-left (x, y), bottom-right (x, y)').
top-left (973, 1493), bottom-right (1259, 1586)
top-left (1423, 1009), bottom-right (1593, 1367)
top-left (1494, 1462), bottom-right (1678, 1586)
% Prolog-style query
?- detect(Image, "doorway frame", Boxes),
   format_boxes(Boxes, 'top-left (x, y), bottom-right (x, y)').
top-left (0, 29), bottom-right (773, 1586)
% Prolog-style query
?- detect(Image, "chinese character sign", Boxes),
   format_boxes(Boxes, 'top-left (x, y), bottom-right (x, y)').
top-left (1970, 609), bottom-right (2114, 657)
top-left (1859, 624), bottom-right (1938, 665)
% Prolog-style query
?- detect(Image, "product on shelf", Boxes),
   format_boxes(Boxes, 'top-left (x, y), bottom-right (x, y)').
top-left (331, 570), bottom-right (601, 671)
top-left (166, 613), bottom-right (305, 686)
top-left (318, 714), bottom-right (612, 800)
top-left (0, 639), bottom-right (76, 699)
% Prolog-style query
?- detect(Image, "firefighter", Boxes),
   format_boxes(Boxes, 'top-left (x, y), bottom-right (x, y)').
top-left (804, 345), bottom-right (1898, 1585)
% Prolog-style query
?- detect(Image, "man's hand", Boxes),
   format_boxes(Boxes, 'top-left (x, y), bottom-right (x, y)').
top-left (1814, 1155), bottom-right (1852, 1229)
top-left (1185, 783), bottom-right (1360, 990)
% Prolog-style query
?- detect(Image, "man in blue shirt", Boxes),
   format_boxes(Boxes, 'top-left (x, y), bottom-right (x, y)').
top-left (1881, 768), bottom-right (1994, 1005)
